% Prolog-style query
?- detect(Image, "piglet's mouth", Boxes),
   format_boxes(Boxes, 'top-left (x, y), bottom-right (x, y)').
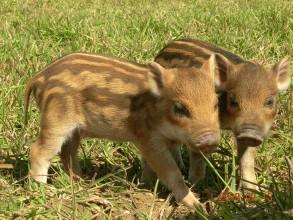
top-left (190, 131), bottom-right (220, 153)
top-left (236, 128), bottom-right (264, 147)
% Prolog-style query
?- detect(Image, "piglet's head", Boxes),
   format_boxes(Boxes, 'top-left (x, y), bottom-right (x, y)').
top-left (216, 55), bottom-right (291, 146)
top-left (147, 55), bottom-right (228, 153)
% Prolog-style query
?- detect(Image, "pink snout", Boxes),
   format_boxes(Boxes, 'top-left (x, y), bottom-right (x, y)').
top-left (236, 124), bottom-right (264, 147)
top-left (192, 131), bottom-right (220, 153)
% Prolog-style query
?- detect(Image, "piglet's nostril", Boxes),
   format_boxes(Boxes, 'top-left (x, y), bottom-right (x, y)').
top-left (236, 124), bottom-right (264, 146)
top-left (237, 138), bottom-right (262, 147)
top-left (196, 132), bottom-right (220, 148)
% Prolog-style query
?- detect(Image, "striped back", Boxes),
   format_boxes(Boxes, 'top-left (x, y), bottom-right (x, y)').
top-left (155, 38), bottom-right (245, 68)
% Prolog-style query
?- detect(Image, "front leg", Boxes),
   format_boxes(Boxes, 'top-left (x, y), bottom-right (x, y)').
top-left (188, 150), bottom-right (207, 185)
top-left (138, 139), bottom-right (201, 209)
top-left (141, 142), bottom-right (184, 187)
top-left (140, 157), bottom-right (157, 187)
top-left (169, 144), bottom-right (185, 171)
top-left (237, 143), bottom-right (258, 190)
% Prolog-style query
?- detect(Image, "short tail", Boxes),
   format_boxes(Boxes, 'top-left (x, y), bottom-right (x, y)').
top-left (24, 79), bottom-right (34, 126)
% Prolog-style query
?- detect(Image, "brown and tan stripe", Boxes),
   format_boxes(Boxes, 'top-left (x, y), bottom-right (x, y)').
top-left (65, 53), bottom-right (148, 71)
top-left (155, 38), bottom-right (245, 66)
top-left (34, 53), bottom-right (150, 81)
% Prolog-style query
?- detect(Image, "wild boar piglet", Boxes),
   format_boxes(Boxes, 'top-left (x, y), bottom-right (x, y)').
top-left (24, 53), bottom-right (226, 208)
top-left (155, 38), bottom-right (291, 189)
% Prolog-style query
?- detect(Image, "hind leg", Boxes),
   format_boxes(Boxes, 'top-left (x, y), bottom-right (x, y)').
top-left (30, 121), bottom-right (78, 184)
top-left (30, 93), bottom-right (80, 183)
top-left (60, 129), bottom-right (82, 179)
top-left (30, 133), bottom-right (67, 183)
top-left (140, 157), bottom-right (157, 187)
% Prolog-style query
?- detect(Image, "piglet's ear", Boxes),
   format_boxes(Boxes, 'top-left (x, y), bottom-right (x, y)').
top-left (214, 53), bottom-right (234, 91)
top-left (202, 54), bottom-right (232, 91)
top-left (201, 54), bottom-right (216, 78)
top-left (148, 62), bottom-right (170, 96)
top-left (271, 56), bottom-right (291, 92)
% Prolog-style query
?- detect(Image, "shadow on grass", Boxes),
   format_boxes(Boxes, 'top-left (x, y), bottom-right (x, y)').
top-left (0, 155), bottom-right (29, 184)
top-left (2, 149), bottom-right (292, 219)
top-left (78, 155), bottom-right (141, 182)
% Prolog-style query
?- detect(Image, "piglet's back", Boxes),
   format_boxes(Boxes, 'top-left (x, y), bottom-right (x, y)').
top-left (31, 53), bottom-right (151, 98)
top-left (25, 53), bottom-right (152, 141)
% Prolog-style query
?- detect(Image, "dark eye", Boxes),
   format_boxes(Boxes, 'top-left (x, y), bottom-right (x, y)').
top-left (229, 95), bottom-right (239, 108)
top-left (173, 102), bottom-right (191, 117)
top-left (264, 97), bottom-right (274, 108)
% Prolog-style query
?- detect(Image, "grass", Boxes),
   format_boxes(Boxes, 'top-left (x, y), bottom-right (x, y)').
top-left (0, 0), bottom-right (292, 219)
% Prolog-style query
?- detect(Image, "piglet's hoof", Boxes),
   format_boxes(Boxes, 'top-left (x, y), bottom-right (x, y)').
top-left (179, 190), bottom-right (208, 215)
top-left (30, 172), bottom-right (48, 184)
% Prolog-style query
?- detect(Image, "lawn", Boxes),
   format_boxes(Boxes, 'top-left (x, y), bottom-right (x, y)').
top-left (0, 0), bottom-right (292, 219)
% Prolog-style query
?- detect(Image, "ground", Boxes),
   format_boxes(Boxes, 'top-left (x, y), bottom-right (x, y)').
top-left (0, 0), bottom-right (292, 219)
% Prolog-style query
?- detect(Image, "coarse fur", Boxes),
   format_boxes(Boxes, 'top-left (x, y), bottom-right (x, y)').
top-left (154, 38), bottom-right (291, 190)
top-left (24, 52), bottom-right (226, 209)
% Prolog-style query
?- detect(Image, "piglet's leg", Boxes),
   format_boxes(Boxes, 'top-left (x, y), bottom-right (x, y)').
top-left (30, 109), bottom-right (78, 183)
top-left (30, 132), bottom-right (67, 183)
top-left (237, 144), bottom-right (258, 190)
top-left (188, 150), bottom-right (207, 185)
top-left (138, 139), bottom-right (201, 209)
top-left (169, 145), bottom-right (185, 170)
top-left (141, 143), bottom-right (184, 186)
top-left (140, 158), bottom-right (157, 187)
top-left (61, 129), bottom-right (82, 180)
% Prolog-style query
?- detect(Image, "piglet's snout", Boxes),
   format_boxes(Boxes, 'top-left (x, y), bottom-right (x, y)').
top-left (236, 124), bottom-right (264, 147)
top-left (193, 131), bottom-right (220, 153)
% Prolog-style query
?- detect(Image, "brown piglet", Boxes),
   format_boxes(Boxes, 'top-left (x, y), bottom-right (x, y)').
top-left (155, 38), bottom-right (291, 190)
top-left (24, 53), bottom-right (226, 209)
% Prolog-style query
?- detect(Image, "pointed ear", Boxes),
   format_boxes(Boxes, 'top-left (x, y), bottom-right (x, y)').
top-left (214, 53), bottom-right (233, 91)
top-left (201, 54), bottom-right (216, 78)
top-left (148, 62), bottom-right (169, 96)
top-left (202, 54), bottom-right (232, 91)
top-left (271, 56), bottom-right (291, 92)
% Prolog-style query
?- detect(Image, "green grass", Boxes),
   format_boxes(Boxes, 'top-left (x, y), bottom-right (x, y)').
top-left (0, 0), bottom-right (292, 219)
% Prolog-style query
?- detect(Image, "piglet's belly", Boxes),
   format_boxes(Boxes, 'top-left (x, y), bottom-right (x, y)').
top-left (79, 106), bottom-right (134, 142)
top-left (81, 124), bottom-right (134, 142)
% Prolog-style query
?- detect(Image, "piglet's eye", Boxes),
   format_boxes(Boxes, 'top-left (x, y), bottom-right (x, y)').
top-left (228, 95), bottom-right (239, 108)
top-left (173, 102), bottom-right (191, 118)
top-left (264, 97), bottom-right (274, 108)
